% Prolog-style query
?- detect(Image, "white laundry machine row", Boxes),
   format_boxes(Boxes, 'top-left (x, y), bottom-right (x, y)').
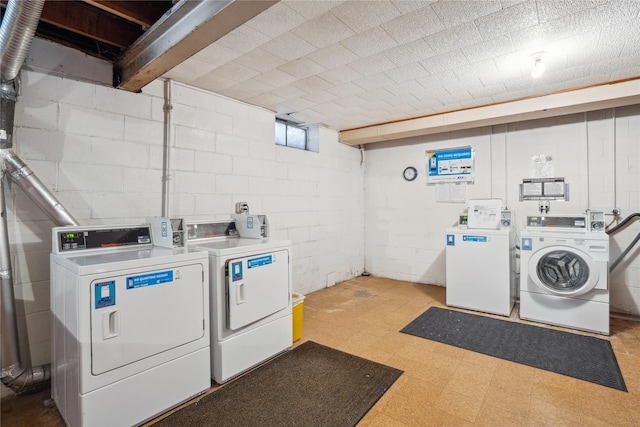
top-left (186, 219), bottom-right (292, 384)
top-left (519, 214), bottom-right (610, 335)
top-left (50, 224), bottom-right (211, 427)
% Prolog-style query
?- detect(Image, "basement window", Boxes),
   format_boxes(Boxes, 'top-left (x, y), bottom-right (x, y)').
top-left (275, 118), bottom-right (308, 150)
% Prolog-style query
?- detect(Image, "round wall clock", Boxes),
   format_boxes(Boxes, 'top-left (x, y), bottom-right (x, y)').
top-left (403, 166), bottom-right (417, 181)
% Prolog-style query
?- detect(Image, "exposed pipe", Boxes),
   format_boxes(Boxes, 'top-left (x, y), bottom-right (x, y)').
top-left (0, 151), bottom-right (78, 226)
top-left (1, 0), bottom-right (78, 395)
top-left (161, 79), bottom-right (173, 218)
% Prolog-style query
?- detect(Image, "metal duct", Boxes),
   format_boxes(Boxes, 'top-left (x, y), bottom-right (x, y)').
top-left (0, 0), bottom-right (45, 81)
top-left (1, 151), bottom-right (79, 226)
top-left (1, 0), bottom-right (78, 394)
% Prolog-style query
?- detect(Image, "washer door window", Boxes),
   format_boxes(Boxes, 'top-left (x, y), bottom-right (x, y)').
top-left (529, 247), bottom-right (599, 296)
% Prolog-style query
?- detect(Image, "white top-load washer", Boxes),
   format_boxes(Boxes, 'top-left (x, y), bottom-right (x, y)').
top-left (520, 213), bottom-right (610, 334)
top-left (446, 199), bottom-right (516, 316)
top-left (50, 224), bottom-right (210, 427)
top-left (186, 219), bottom-right (292, 384)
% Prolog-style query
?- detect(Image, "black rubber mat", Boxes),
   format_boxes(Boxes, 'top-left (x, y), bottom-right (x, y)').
top-left (401, 307), bottom-right (627, 391)
top-left (152, 341), bottom-right (403, 426)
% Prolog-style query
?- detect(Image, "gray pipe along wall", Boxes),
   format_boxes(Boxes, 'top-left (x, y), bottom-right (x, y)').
top-left (1, 0), bottom-right (79, 394)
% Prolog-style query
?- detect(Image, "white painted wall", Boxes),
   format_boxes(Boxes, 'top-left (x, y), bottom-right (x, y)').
top-left (5, 41), bottom-right (364, 374)
top-left (363, 106), bottom-right (640, 316)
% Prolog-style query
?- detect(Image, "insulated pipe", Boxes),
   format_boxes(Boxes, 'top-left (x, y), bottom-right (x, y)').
top-left (0, 172), bottom-right (21, 379)
top-left (0, 0), bottom-right (46, 81)
top-left (0, 172), bottom-right (51, 391)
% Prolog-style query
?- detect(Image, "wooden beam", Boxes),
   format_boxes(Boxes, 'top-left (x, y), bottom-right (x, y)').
top-left (82, 0), bottom-right (171, 28)
top-left (39, 1), bottom-right (143, 49)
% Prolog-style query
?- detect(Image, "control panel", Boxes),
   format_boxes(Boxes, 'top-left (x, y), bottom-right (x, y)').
top-left (526, 215), bottom-right (587, 230)
top-left (55, 226), bottom-right (152, 253)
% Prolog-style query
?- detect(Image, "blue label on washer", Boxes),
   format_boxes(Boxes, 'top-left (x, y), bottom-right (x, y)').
top-left (232, 262), bottom-right (243, 281)
top-left (95, 281), bottom-right (116, 309)
top-left (522, 238), bottom-right (533, 251)
top-left (463, 235), bottom-right (487, 242)
top-left (446, 235), bottom-right (455, 246)
top-left (126, 270), bottom-right (173, 289)
top-left (248, 255), bottom-right (272, 268)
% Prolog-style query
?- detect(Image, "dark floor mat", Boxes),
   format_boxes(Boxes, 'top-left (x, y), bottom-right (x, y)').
top-left (152, 341), bottom-right (403, 426)
top-left (401, 307), bottom-right (626, 391)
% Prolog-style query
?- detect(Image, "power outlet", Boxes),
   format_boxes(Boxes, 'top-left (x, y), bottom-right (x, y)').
top-left (538, 200), bottom-right (550, 213)
top-left (235, 202), bottom-right (249, 214)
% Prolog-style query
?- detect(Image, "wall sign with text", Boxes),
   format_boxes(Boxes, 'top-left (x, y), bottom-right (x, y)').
top-left (426, 147), bottom-right (475, 183)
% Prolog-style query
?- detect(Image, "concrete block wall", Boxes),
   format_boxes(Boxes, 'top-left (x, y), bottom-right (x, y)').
top-left (6, 42), bottom-right (364, 371)
top-left (363, 105), bottom-right (640, 316)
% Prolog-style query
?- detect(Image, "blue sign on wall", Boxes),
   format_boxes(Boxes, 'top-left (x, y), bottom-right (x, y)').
top-left (427, 147), bottom-right (474, 183)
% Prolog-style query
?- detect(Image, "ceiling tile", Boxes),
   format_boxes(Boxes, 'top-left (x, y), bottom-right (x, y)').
top-left (331, 1), bottom-right (402, 32)
top-left (283, 0), bottom-right (344, 20)
top-left (253, 68), bottom-right (298, 89)
top-left (245, 3), bottom-right (307, 38)
top-left (419, 50), bottom-right (470, 74)
top-left (382, 5), bottom-right (444, 44)
top-left (210, 62), bottom-right (260, 83)
top-left (234, 48), bottom-right (287, 73)
top-left (536, 0), bottom-right (602, 23)
top-left (383, 38), bottom-right (437, 66)
top-left (164, 59), bottom-right (218, 83)
top-left (306, 44), bottom-right (361, 68)
top-left (318, 65), bottom-right (364, 85)
top-left (340, 27), bottom-right (399, 57)
top-left (474, 1), bottom-right (539, 41)
top-left (191, 43), bottom-right (242, 67)
top-left (431, 0), bottom-right (503, 28)
top-left (353, 73), bottom-right (396, 91)
top-left (326, 82), bottom-right (366, 97)
top-left (292, 12), bottom-right (355, 49)
top-left (260, 33), bottom-right (317, 61)
top-left (290, 76), bottom-right (334, 94)
top-left (426, 21), bottom-right (484, 54)
top-left (216, 25), bottom-right (270, 55)
top-left (461, 34), bottom-right (514, 63)
top-left (383, 62), bottom-right (428, 83)
top-left (278, 57), bottom-right (327, 79)
top-left (347, 52), bottom-right (397, 76)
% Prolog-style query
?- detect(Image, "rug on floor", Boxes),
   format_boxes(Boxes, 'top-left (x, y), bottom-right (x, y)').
top-left (152, 341), bottom-right (403, 426)
top-left (401, 306), bottom-right (627, 391)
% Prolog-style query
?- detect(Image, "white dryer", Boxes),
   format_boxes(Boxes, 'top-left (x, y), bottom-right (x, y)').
top-left (187, 220), bottom-right (292, 384)
top-left (520, 214), bottom-right (610, 335)
top-left (50, 224), bottom-right (211, 427)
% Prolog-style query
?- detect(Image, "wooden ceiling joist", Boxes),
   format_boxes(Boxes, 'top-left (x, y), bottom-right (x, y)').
top-left (38, 1), bottom-right (143, 48)
top-left (82, 0), bottom-right (171, 29)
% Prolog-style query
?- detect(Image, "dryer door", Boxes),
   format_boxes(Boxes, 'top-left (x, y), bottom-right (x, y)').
top-left (226, 249), bottom-right (289, 330)
top-left (528, 246), bottom-right (601, 296)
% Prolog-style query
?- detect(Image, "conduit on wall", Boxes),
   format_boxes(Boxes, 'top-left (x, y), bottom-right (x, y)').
top-left (1, 0), bottom-right (79, 394)
top-left (161, 79), bottom-right (173, 218)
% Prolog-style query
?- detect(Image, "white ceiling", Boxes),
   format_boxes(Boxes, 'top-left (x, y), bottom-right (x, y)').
top-left (163, 0), bottom-right (640, 133)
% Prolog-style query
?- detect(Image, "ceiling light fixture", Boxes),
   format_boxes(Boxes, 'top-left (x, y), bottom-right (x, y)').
top-left (530, 52), bottom-right (547, 79)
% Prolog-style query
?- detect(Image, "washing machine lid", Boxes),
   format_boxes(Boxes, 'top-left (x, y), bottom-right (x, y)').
top-left (191, 238), bottom-right (292, 256)
top-left (528, 246), bottom-right (604, 296)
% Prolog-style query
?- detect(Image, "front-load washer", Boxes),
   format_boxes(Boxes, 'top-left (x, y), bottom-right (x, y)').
top-left (50, 224), bottom-right (210, 427)
top-left (187, 220), bottom-right (292, 384)
top-left (519, 214), bottom-right (610, 334)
